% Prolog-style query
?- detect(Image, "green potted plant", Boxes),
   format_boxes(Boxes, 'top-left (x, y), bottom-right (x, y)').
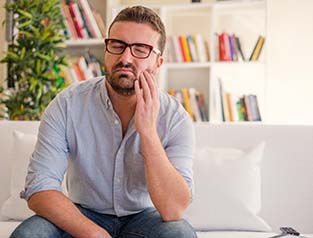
top-left (0, 0), bottom-right (68, 120)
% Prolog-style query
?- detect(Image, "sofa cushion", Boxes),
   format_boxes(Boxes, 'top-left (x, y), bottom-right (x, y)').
top-left (0, 131), bottom-right (36, 220)
top-left (185, 142), bottom-right (271, 231)
top-left (0, 130), bottom-right (68, 221)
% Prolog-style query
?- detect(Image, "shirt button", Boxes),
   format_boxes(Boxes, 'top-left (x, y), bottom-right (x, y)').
top-left (114, 120), bottom-right (119, 125)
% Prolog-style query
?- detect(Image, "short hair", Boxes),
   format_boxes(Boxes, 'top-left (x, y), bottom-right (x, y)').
top-left (108, 6), bottom-right (166, 55)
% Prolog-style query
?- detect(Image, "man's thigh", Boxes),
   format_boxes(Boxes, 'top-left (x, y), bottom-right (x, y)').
top-left (10, 215), bottom-right (71, 238)
top-left (119, 208), bottom-right (197, 238)
top-left (10, 204), bottom-right (116, 238)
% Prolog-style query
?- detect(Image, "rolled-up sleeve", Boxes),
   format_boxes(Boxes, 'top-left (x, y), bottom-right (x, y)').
top-left (21, 93), bottom-right (69, 200)
top-left (165, 113), bottom-right (195, 200)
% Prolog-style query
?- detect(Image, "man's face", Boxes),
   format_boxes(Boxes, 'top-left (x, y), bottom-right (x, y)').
top-left (104, 21), bottom-right (163, 96)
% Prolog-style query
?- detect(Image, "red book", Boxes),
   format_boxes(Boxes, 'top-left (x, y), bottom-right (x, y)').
top-left (218, 33), bottom-right (225, 61)
top-left (68, 1), bottom-right (83, 38)
top-left (222, 32), bottom-right (231, 61)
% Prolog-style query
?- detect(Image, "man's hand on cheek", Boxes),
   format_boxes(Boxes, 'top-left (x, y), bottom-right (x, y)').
top-left (134, 70), bottom-right (160, 136)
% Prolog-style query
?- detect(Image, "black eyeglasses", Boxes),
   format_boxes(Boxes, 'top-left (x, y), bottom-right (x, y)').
top-left (105, 38), bottom-right (161, 59)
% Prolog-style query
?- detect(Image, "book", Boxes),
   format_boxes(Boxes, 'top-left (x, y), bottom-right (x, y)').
top-left (194, 34), bottom-right (207, 62)
top-left (225, 92), bottom-right (233, 121)
top-left (248, 95), bottom-right (262, 121)
top-left (68, 1), bottom-right (84, 38)
top-left (169, 88), bottom-right (208, 122)
top-left (92, 9), bottom-right (107, 38)
top-left (234, 35), bottom-right (246, 61)
top-left (229, 34), bottom-right (238, 61)
top-left (243, 95), bottom-right (253, 121)
top-left (181, 88), bottom-right (194, 120)
top-left (204, 40), bottom-right (211, 62)
top-left (187, 35), bottom-right (198, 62)
top-left (219, 32), bottom-right (231, 61)
top-left (80, 9), bottom-right (93, 38)
top-left (61, 4), bottom-right (78, 39)
top-left (217, 77), bottom-right (225, 121)
top-left (172, 36), bottom-right (183, 63)
top-left (195, 92), bottom-right (208, 121)
top-left (180, 35), bottom-right (192, 62)
top-left (230, 94), bottom-right (240, 121)
top-left (178, 36), bottom-right (188, 62)
top-left (73, 63), bottom-right (85, 81)
top-left (218, 33), bottom-right (226, 61)
top-left (223, 32), bottom-right (232, 61)
top-left (79, 0), bottom-right (102, 38)
top-left (189, 88), bottom-right (202, 121)
top-left (237, 98), bottom-right (246, 121)
top-left (249, 35), bottom-right (265, 61)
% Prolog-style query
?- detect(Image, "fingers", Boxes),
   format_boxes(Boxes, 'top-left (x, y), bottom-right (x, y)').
top-left (139, 72), bottom-right (151, 103)
top-left (143, 71), bottom-right (158, 100)
top-left (134, 79), bottom-right (143, 104)
top-left (139, 71), bottom-right (158, 103)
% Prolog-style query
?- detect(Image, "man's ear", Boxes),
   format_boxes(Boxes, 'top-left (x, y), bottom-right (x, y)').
top-left (157, 55), bottom-right (164, 68)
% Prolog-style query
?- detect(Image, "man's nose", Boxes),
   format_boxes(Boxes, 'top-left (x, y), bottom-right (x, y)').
top-left (119, 46), bottom-right (134, 63)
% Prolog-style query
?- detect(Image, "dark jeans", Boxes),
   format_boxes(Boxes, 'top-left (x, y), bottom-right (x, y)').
top-left (10, 205), bottom-right (197, 238)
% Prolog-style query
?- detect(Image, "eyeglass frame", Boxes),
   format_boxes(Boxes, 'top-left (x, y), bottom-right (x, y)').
top-left (104, 38), bottom-right (161, 59)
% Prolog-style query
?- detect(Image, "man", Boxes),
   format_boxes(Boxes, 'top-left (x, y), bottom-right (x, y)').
top-left (11, 6), bottom-right (196, 238)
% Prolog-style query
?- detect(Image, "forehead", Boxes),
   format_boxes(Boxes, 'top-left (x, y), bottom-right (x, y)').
top-left (109, 21), bottom-right (160, 46)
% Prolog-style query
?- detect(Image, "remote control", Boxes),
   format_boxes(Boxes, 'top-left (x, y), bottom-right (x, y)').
top-left (280, 227), bottom-right (300, 236)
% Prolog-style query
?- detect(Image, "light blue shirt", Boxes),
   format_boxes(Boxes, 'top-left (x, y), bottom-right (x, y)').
top-left (21, 77), bottom-right (194, 216)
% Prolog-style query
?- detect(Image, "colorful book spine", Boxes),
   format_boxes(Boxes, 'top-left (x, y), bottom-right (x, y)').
top-left (68, 1), bottom-right (84, 38)
top-left (186, 35), bottom-right (198, 62)
top-left (249, 35), bottom-right (265, 61)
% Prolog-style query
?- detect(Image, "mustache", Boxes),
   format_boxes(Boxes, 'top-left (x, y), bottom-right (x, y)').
top-left (112, 62), bottom-right (136, 74)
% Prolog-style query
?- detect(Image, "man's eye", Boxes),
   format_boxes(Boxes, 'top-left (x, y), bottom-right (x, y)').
top-left (133, 46), bottom-right (149, 54)
top-left (111, 44), bottom-right (124, 50)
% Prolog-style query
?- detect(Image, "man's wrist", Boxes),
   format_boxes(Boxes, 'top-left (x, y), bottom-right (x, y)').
top-left (138, 127), bottom-right (158, 139)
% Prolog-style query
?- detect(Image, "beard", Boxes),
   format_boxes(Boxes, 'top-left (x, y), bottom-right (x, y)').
top-left (105, 62), bottom-right (138, 96)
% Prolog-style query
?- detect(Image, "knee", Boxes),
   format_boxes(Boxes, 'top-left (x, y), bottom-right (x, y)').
top-left (158, 219), bottom-right (197, 238)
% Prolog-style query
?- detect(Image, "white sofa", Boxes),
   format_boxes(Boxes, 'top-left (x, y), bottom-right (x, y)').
top-left (0, 121), bottom-right (312, 238)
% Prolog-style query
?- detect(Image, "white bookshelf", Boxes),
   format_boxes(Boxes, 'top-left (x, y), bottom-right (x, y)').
top-left (109, 0), bottom-right (267, 123)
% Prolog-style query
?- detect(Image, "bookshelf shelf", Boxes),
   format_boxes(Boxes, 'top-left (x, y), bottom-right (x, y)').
top-left (165, 62), bottom-right (211, 69)
top-left (65, 39), bottom-right (104, 47)
top-left (211, 61), bottom-right (265, 66)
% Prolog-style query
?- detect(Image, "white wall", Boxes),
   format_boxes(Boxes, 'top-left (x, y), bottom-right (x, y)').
top-left (267, 0), bottom-right (313, 124)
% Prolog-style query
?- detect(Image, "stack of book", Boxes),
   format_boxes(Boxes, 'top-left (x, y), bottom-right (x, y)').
top-left (221, 93), bottom-right (261, 122)
top-left (168, 88), bottom-right (208, 122)
top-left (60, 52), bottom-right (104, 84)
top-left (213, 78), bottom-right (262, 122)
top-left (61, 0), bottom-right (106, 40)
top-left (166, 34), bottom-right (210, 63)
top-left (217, 32), bottom-right (265, 62)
